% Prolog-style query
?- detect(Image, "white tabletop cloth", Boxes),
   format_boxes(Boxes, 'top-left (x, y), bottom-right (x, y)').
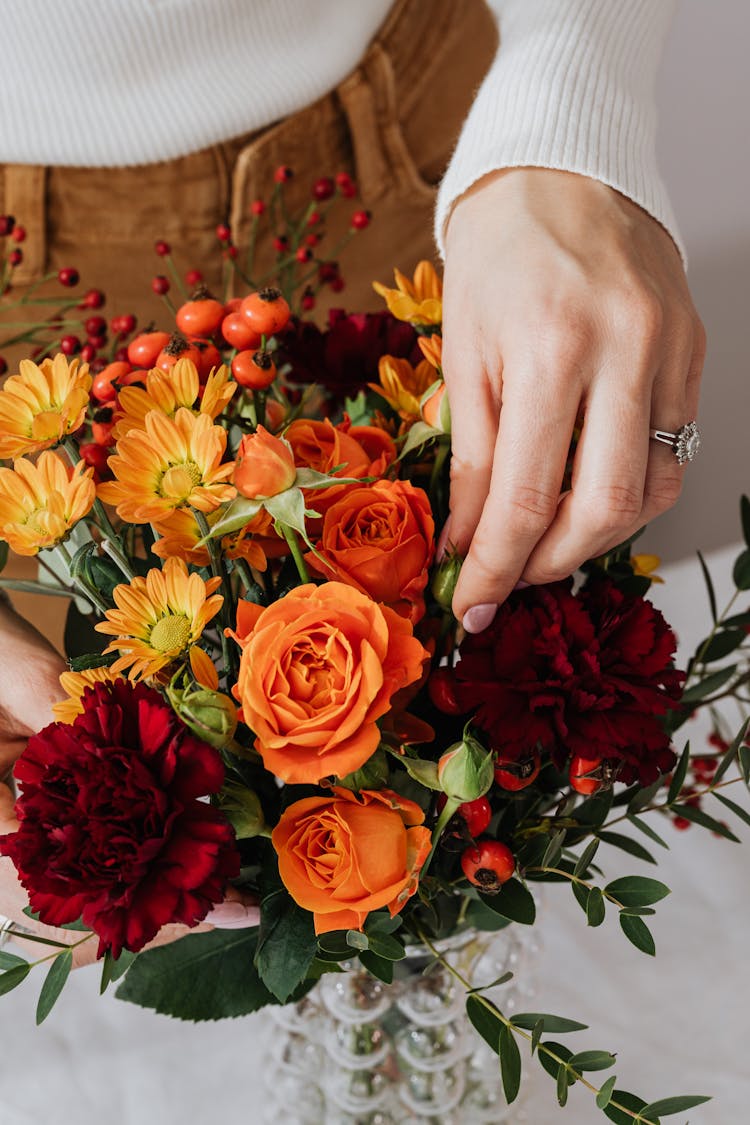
top-left (1, 545), bottom-right (748, 1125)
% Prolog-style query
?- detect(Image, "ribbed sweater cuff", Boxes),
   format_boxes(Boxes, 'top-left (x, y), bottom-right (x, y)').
top-left (435, 0), bottom-right (684, 263)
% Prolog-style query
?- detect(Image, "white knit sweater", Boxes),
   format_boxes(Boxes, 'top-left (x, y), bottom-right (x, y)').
top-left (2, 0), bottom-right (680, 255)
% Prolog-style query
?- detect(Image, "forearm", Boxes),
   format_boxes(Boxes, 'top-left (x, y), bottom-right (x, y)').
top-left (436, 0), bottom-right (681, 258)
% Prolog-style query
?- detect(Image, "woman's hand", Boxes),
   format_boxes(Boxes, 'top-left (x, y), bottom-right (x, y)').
top-left (441, 168), bottom-right (706, 632)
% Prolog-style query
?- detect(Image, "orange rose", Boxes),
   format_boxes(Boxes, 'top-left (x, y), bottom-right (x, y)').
top-left (285, 418), bottom-right (395, 517)
top-left (306, 478), bottom-right (434, 623)
top-left (272, 787), bottom-right (432, 934)
top-left (231, 582), bottom-right (428, 783)
top-left (233, 426), bottom-right (296, 499)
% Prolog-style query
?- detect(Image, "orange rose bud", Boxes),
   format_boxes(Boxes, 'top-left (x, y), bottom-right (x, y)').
top-left (421, 382), bottom-right (450, 433)
top-left (233, 426), bottom-right (296, 499)
top-left (272, 787), bottom-right (432, 934)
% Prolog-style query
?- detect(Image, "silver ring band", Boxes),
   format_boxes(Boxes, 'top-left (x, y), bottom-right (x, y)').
top-left (648, 421), bottom-right (701, 465)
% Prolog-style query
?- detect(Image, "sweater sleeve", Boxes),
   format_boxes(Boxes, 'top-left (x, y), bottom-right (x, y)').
top-left (434, 0), bottom-right (683, 261)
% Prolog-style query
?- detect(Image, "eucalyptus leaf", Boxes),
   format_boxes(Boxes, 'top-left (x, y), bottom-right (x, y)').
top-left (627, 777), bottom-right (663, 815)
top-left (466, 994), bottom-right (502, 1053)
top-left (571, 880), bottom-right (591, 914)
top-left (573, 838), bottom-right (600, 877)
top-left (619, 914), bottom-right (656, 956)
top-left (639, 1094), bottom-right (711, 1117)
top-left (742, 495), bottom-right (750, 548)
top-left (557, 1062), bottom-right (571, 1106)
top-left (538, 1040), bottom-right (573, 1081)
top-left (733, 547), bottom-right (750, 590)
top-left (586, 886), bottom-right (606, 927)
top-left (681, 664), bottom-right (737, 703)
top-left (667, 743), bottom-right (690, 804)
top-left (713, 791), bottom-right (750, 829)
top-left (713, 718), bottom-right (749, 783)
top-left (696, 549), bottom-right (717, 622)
top-left (0, 964), bottom-right (31, 996)
top-left (511, 1013), bottom-right (588, 1034)
top-left (499, 1023), bottom-right (522, 1103)
top-left (604, 876), bottom-right (670, 908)
top-left (670, 803), bottom-right (741, 842)
top-left (541, 829), bottom-right (566, 869)
top-left (596, 830), bottom-right (656, 865)
top-left (568, 1049), bottom-right (616, 1072)
top-left (739, 744), bottom-right (750, 786)
top-left (36, 949), bottom-right (73, 1024)
top-left (602, 1090), bottom-right (653, 1125)
top-left (0, 951), bottom-right (27, 970)
top-left (699, 628), bottom-right (746, 663)
top-left (627, 815), bottom-right (670, 850)
top-left (596, 1075), bottom-right (618, 1109)
top-left (359, 950), bottom-right (394, 984)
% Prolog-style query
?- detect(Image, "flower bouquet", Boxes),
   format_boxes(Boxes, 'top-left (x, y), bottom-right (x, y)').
top-left (1, 173), bottom-right (750, 1124)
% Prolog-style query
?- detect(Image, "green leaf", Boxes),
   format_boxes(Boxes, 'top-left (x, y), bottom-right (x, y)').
top-left (713, 791), bottom-right (750, 828)
top-left (539, 1040), bottom-right (573, 1081)
top-left (367, 933), bottom-right (406, 962)
top-left (531, 1019), bottom-right (544, 1056)
top-left (604, 876), bottom-right (671, 908)
top-left (568, 1049), bottom-right (616, 1071)
top-left (557, 1063), bottom-right (571, 1105)
top-left (699, 629), bottom-right (747, 663)
top-left (36, 950), bottom-right (72, 1024)
top-left (670, 802), bottom-right (741, 842)
top-left (627, 777), bottom-right (663, 815)
top-left (742, 495), bottom-right (750, 548)
top-left (696, 549), bottom-right (718, 622)
top-left (573, 838), bottom-right (600, 877)
top-left (0, 951), bottom-right (27, 970)
top-left (639, 1094), bottom-right (711, 1117)
top-left (668, 743), bottom-right (691, 804)
top-left (467, 970), bottom-right (513, 994)
top-left (511, 1013), bottom-right (588, 1034)
top-left (499, 1023), bottom-right (522, 1103)
top-left (723, 610), bottom-right (750, 628)
top-left (618, 906), bottom-right (656, 918)
top-left (67, 651), bottom-right (119, 673)
top-left (466, 993), bottom-right (502, 1053)
top-left (316, 931), bottom-right (354, 961)
top-left (681, 664), bottom-right (737, 703)
top-left (627, 815), bottom-right (670, 850)
top-left (399, 420), bottom-right (439, 459)
top-left (203, 495), bottom-right (263, 541)
top-left (464, 897), bottom-right (512, 932)
top-left (345, 929), bottom-right (369, 952)
top-left (359, 950), bottom-right (394, 984)
top-left (602, 1090), bottom-right (653, 1125)
top-left (586, 886), bottom-right (606, 927)
top-left (106, 949), bottom-right (137, 984)
top-left (733, 547), bottom-right (750, 590)
top-left (541, 829), bottom-right (566, 869)
top-left (116, 928), bottom-right (278, 1020)
top-left (0, 540), bottom-right (8, 574)
top-left (364, 912), bottom-right (401, 937)
top-left (619, 913), bottom-right (656, 956)
top-left (0, 963), bottom-right (31, 996)
top-left (479, 879), bottom-right (536, 925)
top-left (398, 755), bottom-right (441, 791)
top-left (571, 880), bottom-right (590, 914)
top-left (596, 830), bottom-right (656, 865)
top-left (713, 719), bottom-right (749, 784)
top-left (596, 1075), bottom-right (618, 1109)
top-left (739, 744), bottom-right (750, 786)
top-left (23, 908), bottom-right (91, 932)
top-left (255, 885), bottom-right (318, 1003)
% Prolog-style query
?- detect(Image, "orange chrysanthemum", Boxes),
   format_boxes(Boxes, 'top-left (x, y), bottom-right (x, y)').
top-left (152, 506), bottom-right (267, 571)
top-left (97, 407), bottom-right (235, 523)
top-left (113, 359), bottom-right (236, 439)
top-left (370, 356), bottom-right (436, 420)
top-left (0, 355), bottom-right (92, 459)
top-left (95, 557), bottom-right (223, 681)
top-left (0, 451), bottom-right (95, 555)
top-left (418, 334), bottom-right (443, 370)
top-left (372, 261), bottom-right (442, 325)
top-left (53, 667), bottom-right (123, 724)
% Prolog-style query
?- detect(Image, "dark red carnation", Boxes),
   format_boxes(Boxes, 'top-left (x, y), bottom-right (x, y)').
top-left (455, 579), bottom-right (684, 786)
top-left (0, 680), bottom-right (239, 958)
top-left (278, 309), bottom-right (421, 401)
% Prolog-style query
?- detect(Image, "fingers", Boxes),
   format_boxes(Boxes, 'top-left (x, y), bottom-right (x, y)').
top-left (452, 362), bottom-right (582, 626)
top-left (204, 896), bottom-right (260, 930)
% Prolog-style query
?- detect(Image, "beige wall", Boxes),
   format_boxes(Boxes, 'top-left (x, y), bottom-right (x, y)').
top-left (641, 0), bottom-right (750, 561)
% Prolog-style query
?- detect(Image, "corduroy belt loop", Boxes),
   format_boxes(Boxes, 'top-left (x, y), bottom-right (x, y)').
top-left (2, 164), bottom-right (47, 283)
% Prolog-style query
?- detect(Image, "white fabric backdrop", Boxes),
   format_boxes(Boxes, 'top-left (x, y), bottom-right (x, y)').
top-left (1, 545), bottom-right (748, 1125)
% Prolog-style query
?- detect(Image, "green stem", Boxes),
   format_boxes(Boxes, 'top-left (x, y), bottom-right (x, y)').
top-left (53, 540), bottom-right (108, 615)
top-left (279, 522), bottom-right (310, 584)
top-left (421, 798), bottom-right (461, 879)
top-left (192, 509), bottom-right (234, 680)
top-left (100, 537), bottom-right (135, 580)
top-left (0, 578), bottom-right (75, 600)
top-left (525, 865), bottom-right (625, 910)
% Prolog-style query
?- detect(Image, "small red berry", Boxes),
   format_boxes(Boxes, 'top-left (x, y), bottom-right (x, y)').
top-left (304, 233), bottom-right (321, 247)
top-left (79, 441), bottom-right (111, 481)
top-left (185, 269), bottom-right (203, 287)
top-left (9, 249), bottom-right (23, 267)
top-left (494, 751), bottom-right (541, 792)
top-left (274, 165), bottom-right (293, 183)
top-left (330, 276), bottom-right (345, 293)
top-left (60, 334), bottom-right (81, 355)
top-left (250, 199), bottom-right (265, 216)
top-left (273, 234), bottom-right (289, 253)
top-left (673, 816), bottom-right (691, 831)
top-left (312, 176), bottom-right (335, 201)
top-left (84, 316), bottom-right (107, 337)
top-left (318, 261), bottom-right (339, 284)
top-left (351, 210), bottom-right (371, 230)
top-left (0, 215), bottom-right (15, 237)
top-left (461, 840), bottom-right (515, 892)
top-left (10, 225), bottom-right (26, 243)
top-left (307, 210), bottom-right (321, 227)
top-left (114, 346), bottom-right (130, 363)
top-left (300, 290), bottom-right (316, 312)
top-left (295, 246), bottom-right (312, 263)
top-left (216, 222), bottom-right (231, 243)
top-left (87, 334), bottom-right (107, 350)
top-left (110, 313), bottom-right (137, 337)
top-left (569, 754), bottom-right (619, 795)
top-left (80, 343), bottom-right (97, 363)
top-left (223, 244), bottom-right (238, 260)
top-left (0, 356), bottom-right (7, 376)
top-left (81, 288), bottom-right (105, 309)
top-left (335, 171), bottom-right (357, 197)
top-left (154, 239), bottom-right (171, 256)
top-left (57, 267), bottom-right (79, 287)
top-left (151, 275), bottom-right (170, 295)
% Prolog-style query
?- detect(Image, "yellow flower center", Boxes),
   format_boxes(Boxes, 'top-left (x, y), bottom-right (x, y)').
top-left (160, 461), bottom-right (203, 502)
top-left (149, 614), bottom-right (193, 654)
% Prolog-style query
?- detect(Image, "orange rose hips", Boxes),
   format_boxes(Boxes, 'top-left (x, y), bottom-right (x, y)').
top-left (176, 293), bottom-right (225, 338)
top-left (127, 330), bottom-right (171, 368)
top-left (461, 840), bottom-right (515, 892)
top-left (232, 349), bottom-right (277, 390)
top-left (191, 339), bottom-right (222, 378)
top-left (427, 667), bottom-right (463, 715)
top-left (91, 360), bottom-right (131, 403)
top-left (569, 753), bottom-right (607, 795)
top-left (221, 311), bottom-right (261, 351)
top-left (155, 334), bottom-right (204, 373)
top-left (240, 287), bottom-right (291, 337)
top-left (494, 750), bottom-right (541, 791)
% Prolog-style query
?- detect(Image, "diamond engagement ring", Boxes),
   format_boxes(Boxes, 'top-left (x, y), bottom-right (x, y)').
top-left (648, 421), bottom-right (701, 465)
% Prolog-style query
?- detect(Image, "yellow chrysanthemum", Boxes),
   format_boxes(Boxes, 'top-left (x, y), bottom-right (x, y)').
top-left (372, 261), bottom-right (442, 325)
top-left (151, 506), bottom-right (267, 572)
top-left (53, 667), bottom-right (123, 724)
top-left (0, 451), bottom-right (95, 556)
top-left (113, 359), bottom-right (236, 439)
top-left (632, 554), bottom-right (664, 584)
top-left (97, 407), bottom-right (236, 523)
top-left (418, 334), bottom-right (443, 370)
top-left (369, 356), bottom-right (437, 420)
top-left (95, 556), bottom-right (223, 681)
top-left (0, 355), bottom-right (92, 460)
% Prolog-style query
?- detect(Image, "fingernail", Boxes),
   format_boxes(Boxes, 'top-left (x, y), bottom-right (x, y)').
top-left (462, 603), bottom-right (497, 634)
top-left (205, 901), bottom-right (260, 930)
top-left (436, 521), bottom-right (452, 562)
top-left (513, 580), bottom-right (530, 590)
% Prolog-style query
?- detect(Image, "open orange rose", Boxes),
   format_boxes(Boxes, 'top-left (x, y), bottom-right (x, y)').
top-left (285, 418), bottom-right (395, 518)
top-left (306, 478), bottom-right (434, 623)
top-left (230, 582), bottom-right (428, 783)
top-left (272, 787), bottom-right (432, 934)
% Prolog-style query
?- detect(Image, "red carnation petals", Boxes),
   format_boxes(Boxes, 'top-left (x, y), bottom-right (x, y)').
top-left (454, 578), bottom-right (684, 786)
top-left (0, 681), bottom-right (239, 959)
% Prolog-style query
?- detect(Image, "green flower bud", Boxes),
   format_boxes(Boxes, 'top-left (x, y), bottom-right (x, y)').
top-left (437, 733), bottom-right (494, 802)
top-left (169, 685), bottom-right (238, 749)
top-left (217, 781), bottom-right (268, 839)
top-left (431, 548), bottom-right (463, 612)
